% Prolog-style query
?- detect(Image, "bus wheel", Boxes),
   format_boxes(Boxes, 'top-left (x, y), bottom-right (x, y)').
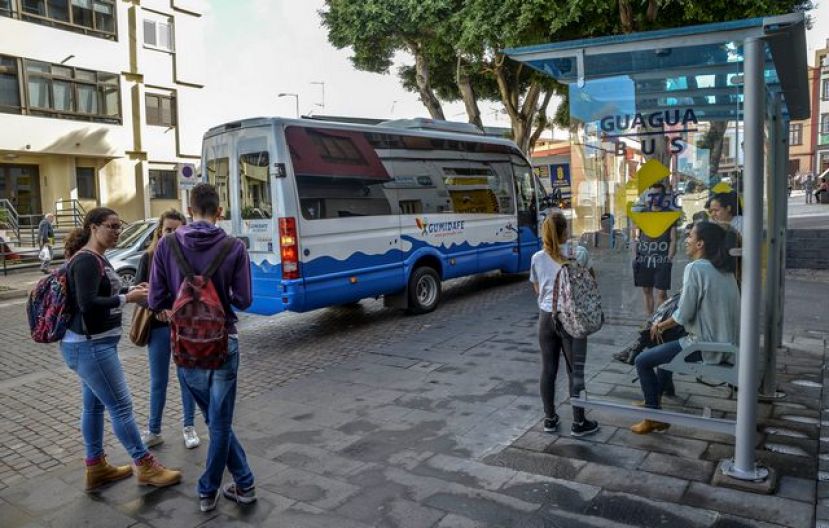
top-left (407, 266), bottom-right (441, 314)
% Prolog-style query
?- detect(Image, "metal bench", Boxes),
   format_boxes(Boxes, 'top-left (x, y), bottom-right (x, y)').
top-left (661, 341), bottom-right (739, 388)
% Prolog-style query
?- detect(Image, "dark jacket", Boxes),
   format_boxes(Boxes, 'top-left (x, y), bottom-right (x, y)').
top-left (67, 251), bottom-right (123, 336)
top-left (37, 219), bottom-right (54, 247)
top-left (148, 221), bottom-right (251, 334)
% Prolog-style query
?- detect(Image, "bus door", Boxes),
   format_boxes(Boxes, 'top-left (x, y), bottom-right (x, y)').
top-left (206, 127), bottom-right (285, 315)
top-left (513, 157), bottom-right (541, 271)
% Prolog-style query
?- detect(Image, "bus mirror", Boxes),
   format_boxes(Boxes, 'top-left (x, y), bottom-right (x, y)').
top-left (273, 163), bottom-right (287, 178)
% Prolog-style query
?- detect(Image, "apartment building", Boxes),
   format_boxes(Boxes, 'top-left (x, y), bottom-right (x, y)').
top-left (816, 42), bottom-right (829, 177)
top-left (0, 0), bottom-right (206, 226)
top-left (787, 63), bottom-right (816, 180)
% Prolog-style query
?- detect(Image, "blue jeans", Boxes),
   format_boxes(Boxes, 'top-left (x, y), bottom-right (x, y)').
top-left (178, 337), bottom-right (253, 496)
top-left (61, 336), bottom-right (149, 463)
top-left (147, 325), bottom-right (196, 433)
top-left (634, 339), bottom-right (683, 409)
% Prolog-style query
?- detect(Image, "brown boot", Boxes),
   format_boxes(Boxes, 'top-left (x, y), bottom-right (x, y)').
top-left (85, 456), bottom-right (133, 491)
top-left (630, 419), bottom-right (670, 434)
top-left (135, 455), bottom-right (182, 488)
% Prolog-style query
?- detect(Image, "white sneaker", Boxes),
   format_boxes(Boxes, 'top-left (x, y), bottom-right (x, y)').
top-left (141, 431), bottom-right (164, 448)
top-left (183, 426), bottom-right (200, 449)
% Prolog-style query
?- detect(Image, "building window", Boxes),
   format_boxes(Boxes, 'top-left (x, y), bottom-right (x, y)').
top-left (6, 0), bottom-right (117, 40)
top-left (149, 169), bottom-right (177, 199)
top-left (789, 123), bottom-right (803, 146)
top-left (145, 93), bottom-right (176, 127)
top-left (0, 55), bottom-right (21, 114)
top-left (822, 114), bottom-right (829, 135)
top-left (143, 17), bottom-right (174, 52)
top-left (76, 167), bottom-right (96, 199)
top-left (823, 78), bottom-right (829, 101)
top-left (23, 58), bottom-right (121, 123)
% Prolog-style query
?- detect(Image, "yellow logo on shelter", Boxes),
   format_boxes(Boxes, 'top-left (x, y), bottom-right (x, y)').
top-left (627, 159), bottom-right (682, 238)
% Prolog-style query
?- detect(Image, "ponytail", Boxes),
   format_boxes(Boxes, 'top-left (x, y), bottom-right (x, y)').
top-left (541, 210), bottom-right (568, 264)
top-left (694, 221), bottom-right (738, 274)
top-left (63, 207), bottom-right (117, 259)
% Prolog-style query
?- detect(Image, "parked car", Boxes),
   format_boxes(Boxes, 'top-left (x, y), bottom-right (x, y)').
top-left (105, 219), bottom-right (157, 288)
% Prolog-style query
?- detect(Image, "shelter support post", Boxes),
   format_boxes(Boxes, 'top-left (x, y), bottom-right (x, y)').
top-left (720, 37), bottom-right (770, 482)
top-left (761, 93), bottom-right (787, 398)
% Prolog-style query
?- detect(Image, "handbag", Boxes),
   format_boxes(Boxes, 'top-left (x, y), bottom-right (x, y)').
top-left (129, 306), bottom-right (153, 346)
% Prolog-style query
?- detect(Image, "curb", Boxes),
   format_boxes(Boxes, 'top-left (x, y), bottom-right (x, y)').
top-left (0, 289), bottom-right (29, 301)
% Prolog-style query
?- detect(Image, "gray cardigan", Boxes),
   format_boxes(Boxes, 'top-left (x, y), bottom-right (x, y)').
top-left (672, 259), bottom-right (741, 364)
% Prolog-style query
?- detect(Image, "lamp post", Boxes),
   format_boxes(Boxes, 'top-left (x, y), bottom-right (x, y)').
top-left (310, 81), bottom-right (325, 111)
top-left (278, 92), bottom-right (299, 118)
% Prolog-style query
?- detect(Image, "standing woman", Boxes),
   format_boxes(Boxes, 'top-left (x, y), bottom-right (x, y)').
top-left (529, 211), bottom-right (600, 437)
top-left (138, 210), bottom-right (200, 450)
top-left (61, 207), bottom-right (181, 490)
top-left (631, 221), bottom-right (740, 434)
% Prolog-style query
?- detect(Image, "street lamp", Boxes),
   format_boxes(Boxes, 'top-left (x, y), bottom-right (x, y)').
top-left (310, 81), bottom-right (325, 111)
top-left (278, 92), bottom-right (299, 118)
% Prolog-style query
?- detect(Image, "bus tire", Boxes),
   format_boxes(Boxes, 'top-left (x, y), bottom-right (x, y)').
top-left (406, 266), bottom-right (441, 315)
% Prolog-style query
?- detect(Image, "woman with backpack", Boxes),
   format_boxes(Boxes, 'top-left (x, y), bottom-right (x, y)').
top-left (631, 221), bottom-right (740, 434)
top-left (136, 210), bottom-right (200, 450)
top-left (61, 207), bottom-right (182, 490)
top-left (529, 211), bottom-right (600, 438)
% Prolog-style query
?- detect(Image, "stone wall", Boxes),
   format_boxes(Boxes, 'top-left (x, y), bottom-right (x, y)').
top-left (787, 229), bottom-right (829, 269)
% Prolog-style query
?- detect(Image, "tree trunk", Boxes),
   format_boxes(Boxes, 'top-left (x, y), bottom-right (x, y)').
top-left (528, 90), bottom-right (555, 154)
top-left (619, 0), bottom-right (634, 33)
top-left (456, 57), bottom-right (483, 129)
top-left (646, 0), bottom-right (658, 23)
top-left (410, 42), bottom-right (445, 120)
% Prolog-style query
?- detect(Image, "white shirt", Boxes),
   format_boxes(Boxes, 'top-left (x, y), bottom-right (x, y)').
top-left (529, 243), bottom-right (590, 313)
top-left (730, 216), bottom-right (743, 235)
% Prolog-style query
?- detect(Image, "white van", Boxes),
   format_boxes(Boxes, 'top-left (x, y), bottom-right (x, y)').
top-left (201, 117), bottom-right (547, 315)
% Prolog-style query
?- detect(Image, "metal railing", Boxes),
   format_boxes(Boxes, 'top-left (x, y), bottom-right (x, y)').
top-left (54, 199), bottom-right (86, 229)
top-left (0, 199), bottom-right (20, 245)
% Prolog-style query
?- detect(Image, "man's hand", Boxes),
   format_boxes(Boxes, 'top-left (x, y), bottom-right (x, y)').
top-left (125, 284), bottom-right (148, 304)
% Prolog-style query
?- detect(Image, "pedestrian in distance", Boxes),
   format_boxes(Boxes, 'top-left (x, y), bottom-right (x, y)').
top-left (816, 177), bottom-right (829, 203)
top-left (529, 210), bottom-right (600, 438)
top-left (136, 209), bottom-right (201, 450)
top-left (632, 182), bottom-right (677, 316)
top-left (37, 213), bottom-right (55, 273)
top-left (804, 174), bottom-right (815, 204)
top-left (630, 221), bottom-right (740, 434)
top-left (60, 207), bottom-right (182, 491)
top-left (149, 183), bottom-right (256, 512)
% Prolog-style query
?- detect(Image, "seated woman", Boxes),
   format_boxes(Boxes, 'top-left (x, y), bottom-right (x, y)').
top-left (631, 221), bottom-right (740, 434)
top-left (708, 191), bottom-right (743, 235)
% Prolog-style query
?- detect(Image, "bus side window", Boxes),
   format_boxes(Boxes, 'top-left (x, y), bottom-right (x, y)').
top-left (513, 161), bottom-right (537, 227)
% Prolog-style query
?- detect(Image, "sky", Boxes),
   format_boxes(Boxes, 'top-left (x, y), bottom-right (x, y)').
top-left (201, 0), bottom-right (829, 133)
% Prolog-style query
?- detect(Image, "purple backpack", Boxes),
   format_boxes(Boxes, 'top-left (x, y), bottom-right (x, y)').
top-left (27, 251), bottom-right (101, 343)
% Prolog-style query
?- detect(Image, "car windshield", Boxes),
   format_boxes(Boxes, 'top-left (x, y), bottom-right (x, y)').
top-left (115, 221), bottom-right (153, 249)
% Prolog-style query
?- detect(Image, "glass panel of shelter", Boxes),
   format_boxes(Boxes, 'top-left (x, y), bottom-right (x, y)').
top-left (566, 43), bottom-right (759, 408)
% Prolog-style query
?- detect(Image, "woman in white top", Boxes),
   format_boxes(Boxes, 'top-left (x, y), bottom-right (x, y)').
top-left (708, 191), bottom-right (743, 234)
top-left (631, 221), bottom-right (740, 434)
top-left (529, 211), bottom-right (599, 438)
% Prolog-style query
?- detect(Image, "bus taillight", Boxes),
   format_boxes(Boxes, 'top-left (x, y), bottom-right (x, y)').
top-left (279, 217), bottom-right (300, 279)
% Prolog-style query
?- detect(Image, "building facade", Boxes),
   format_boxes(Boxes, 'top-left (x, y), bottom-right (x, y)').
top-left (0, 0), bottom-right (205, 228)
top-left (787, 63), bottom-right (816, 182)
top-left (816, 42), bottom-right (829, 177)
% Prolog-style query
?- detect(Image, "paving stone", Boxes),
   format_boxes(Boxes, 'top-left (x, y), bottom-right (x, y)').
top-left (434, 513), bottom-right (488, 527)
top-left (422, 485), bottom-right (541, 527)
top-left (583, 490), bottom-right (718, 527)
top-left (511, 431), bottom-right (557, 453)
top-left (575, 462), bottom-right (691, 503)
top-left (497, 470), bottom-right (600, 512)
top-left (683, 481), bottom-right (815, 527)
top-left (608, 428), bottom-right (710, 459)
top-left (259, 467), bottom-right (360, 510)
top-left (638, 452), bottom-right (716, 483)
top-left (709, 514), bottom-right (789, 528)
top-left (483, 447), bottom-right (587, 481)
top-left (267, 443), bottom-right (370, 478)
top-left (412, 453), bottom-right (518, 491)
top-left (545, 436), bottom-right (647, 470)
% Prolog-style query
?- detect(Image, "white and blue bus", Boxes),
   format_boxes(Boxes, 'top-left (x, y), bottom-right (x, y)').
top-left (201, 117), bottom-right (547, 315)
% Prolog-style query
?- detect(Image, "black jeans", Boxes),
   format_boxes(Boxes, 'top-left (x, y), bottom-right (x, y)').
top-left (537, 312), bottom-right (587, 422)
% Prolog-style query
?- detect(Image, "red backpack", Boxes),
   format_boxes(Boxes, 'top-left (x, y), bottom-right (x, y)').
top-left (167, 234), bottom-right (236, 369)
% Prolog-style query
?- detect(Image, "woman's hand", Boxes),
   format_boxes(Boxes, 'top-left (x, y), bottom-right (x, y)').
top-left (155, 309), bottom-right (172, 323)
top-left (650, 323), bottom-right (662, 342)
top-left (125, 284), bottom-right (148, 304)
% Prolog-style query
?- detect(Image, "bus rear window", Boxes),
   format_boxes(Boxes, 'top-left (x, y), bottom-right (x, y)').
top-left (240, 151), bottom-right (272, 219)
top-left (206, 157), bottom-right (230, 216)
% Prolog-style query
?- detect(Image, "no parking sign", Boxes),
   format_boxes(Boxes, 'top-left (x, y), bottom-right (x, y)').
top-left (177, 163), bottom-right (198, 190)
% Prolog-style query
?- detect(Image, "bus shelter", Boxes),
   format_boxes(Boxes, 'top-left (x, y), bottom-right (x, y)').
top-left (506, 14), bottom-right (810, 487)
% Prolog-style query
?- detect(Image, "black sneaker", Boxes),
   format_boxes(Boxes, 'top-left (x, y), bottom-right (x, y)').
top-left (199, 490), bottom-right (220, 512)
top-left (571, 419), bottom-right (599, 437)
top-left (543, 415), bottom-right (560, 433)
top-left (222, 482), bottom-right (257, 504)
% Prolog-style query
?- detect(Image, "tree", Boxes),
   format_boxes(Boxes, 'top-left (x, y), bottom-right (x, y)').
top-left (321, 0), bottom-right (812, 153)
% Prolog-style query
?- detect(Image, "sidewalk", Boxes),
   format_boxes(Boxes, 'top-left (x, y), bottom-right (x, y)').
top-left (1, 254), bottom-right (826, 527)
top-left (0, 269), bottom-right (45, 301)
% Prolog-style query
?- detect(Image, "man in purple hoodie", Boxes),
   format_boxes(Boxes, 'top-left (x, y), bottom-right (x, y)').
top-left (148, 182), bottom-right (255, 512)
